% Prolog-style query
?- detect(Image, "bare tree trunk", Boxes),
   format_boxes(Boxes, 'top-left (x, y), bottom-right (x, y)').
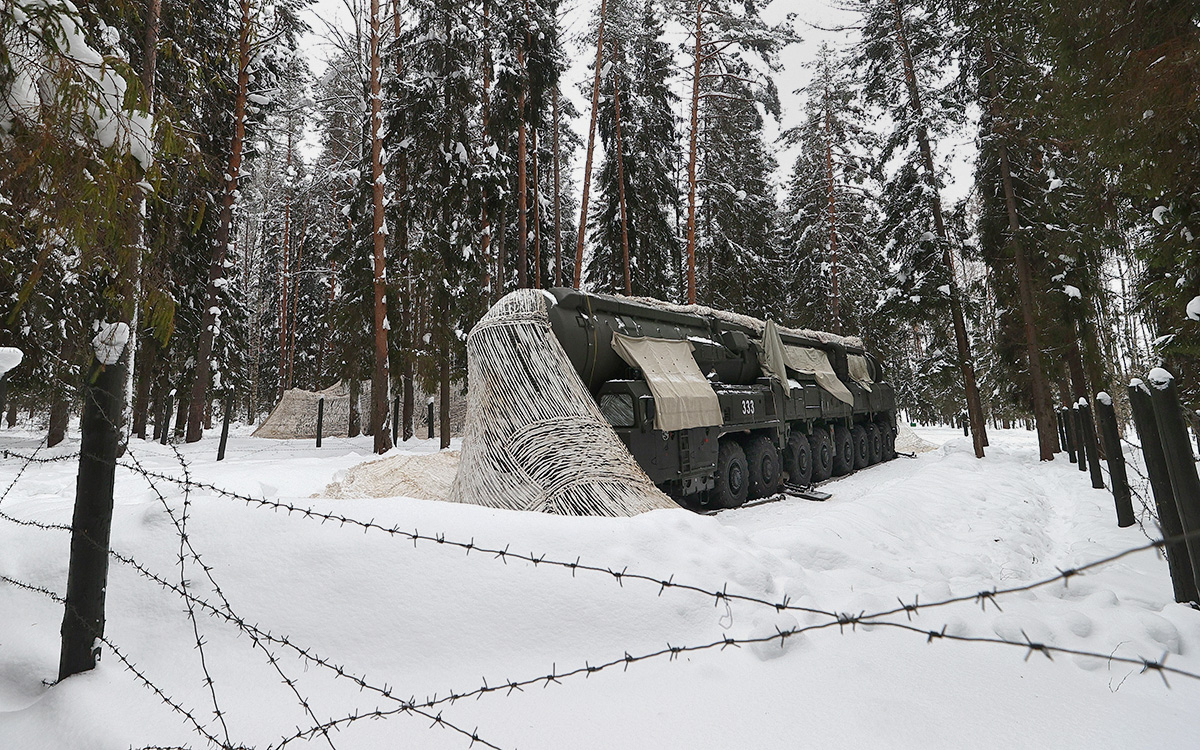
top-left (187, 0), bottom-right (250, 443)
top-left (532, 126), bottom-right (543, 288)
top-left (985, 39), bottom-right (1057, 461)
top-left (369, 0), bottom-right (392, 454)
top-left (480, 0), bottom-right (493, 296)
top-left (890, 0), bottom-right (988, 456)
top-left (553, 86), bottom-right (562, 288)
top-left (822, 76), bottom-right (841, 334)
top-left (48, 395), bottom-right (68, 447)
top-left (517, 6), bottom-right (530, 290)
top-left (131, 337), bottom-right (156, 439)
top-left (575, 0), bottom-right (608, 288)
top-left (614, 63), bottom-right (632, 296)
top-left (278, 132), bottom-right (293, 400)
top-left (393, 2), bottom-right (414, 442)
top-left (286, 210), bottom-right (308, 389)
top-left (685, 0), bottom-right (703, 304)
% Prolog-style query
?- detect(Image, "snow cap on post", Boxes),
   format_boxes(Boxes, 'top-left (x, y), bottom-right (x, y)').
top-left (91, 322), bottom-right (130, 365)
top-left (1147, 368), bottom-right (1174, 390)
top-left (1187, 295), bottom-right (1200, 321)
top-left (1096, 391), bottom-right (1112, 407)
top-left (0, 347), bottom-right (23, 377)
top-left (1077, 397), bottom-right (1088, 408)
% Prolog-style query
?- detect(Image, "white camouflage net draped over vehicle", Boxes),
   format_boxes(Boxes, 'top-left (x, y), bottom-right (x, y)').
top-left (447, 290), bottom-right (678, 516)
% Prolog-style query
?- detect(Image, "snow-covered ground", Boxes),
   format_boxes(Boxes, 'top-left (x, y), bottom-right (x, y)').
top-left (1, 425), bottom-right (1198, 749)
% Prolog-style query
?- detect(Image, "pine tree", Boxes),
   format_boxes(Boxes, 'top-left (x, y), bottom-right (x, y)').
top-left (856, 0), bottom-right (988, 455)
top-left (780, 44), bottom-right (881, 338)
top-left (587, 0), bottom-right (680, 298)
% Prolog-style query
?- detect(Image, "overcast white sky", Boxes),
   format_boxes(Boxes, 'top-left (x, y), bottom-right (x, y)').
top-left (296, 0), bottom-right (975, 210)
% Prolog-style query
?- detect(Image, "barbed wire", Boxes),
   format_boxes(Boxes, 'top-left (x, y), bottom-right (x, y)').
top-left (4, 440), bottom-right (1200, 750)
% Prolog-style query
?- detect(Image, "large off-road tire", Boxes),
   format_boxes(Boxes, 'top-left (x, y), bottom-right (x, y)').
top-left (809, 429), bottom-right (833, 482)
top-left (785, 431), bottom-right (813, 487)
top-left (832, 424), bottom-right (854, 476)
top-left (866, 423), bottom-right (883, 465)
top-left (745, 435), bottom-right (782, 500)
top-left (711, 439), bottom-right (749, 509)
top-left (850, 424), bottom-right (870, 470)
top-left (882, 424), bottom-right (897, 461)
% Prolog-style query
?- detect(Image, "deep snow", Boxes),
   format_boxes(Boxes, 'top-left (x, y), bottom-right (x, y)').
top-left (1, 425), bottom-right (1198, 749)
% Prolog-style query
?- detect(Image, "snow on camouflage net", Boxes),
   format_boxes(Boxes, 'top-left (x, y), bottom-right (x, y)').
top-left (448, 290), bottom-right (677, 516)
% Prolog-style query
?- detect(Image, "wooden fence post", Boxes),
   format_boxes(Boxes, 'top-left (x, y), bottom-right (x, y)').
top-left (392, 396), bottom-right (399, 445)
top-left (1078, 399), bottom-right (1106, 490)
top-left (1095, 392), bottom-right (1135, 527)
top-left (216, 394), bottom-right (232, 461)
top-left (1073, 405), bottom-right (1088, 474)
top-left (316, 397), bottom-right (324, 448)
top-left (1147, 370), bottom-right (1200, 604)
top-left (1128, 380), bottom-right (1197, 603)
top-left (59, 334), bottom-right (127, 680)
top-left (159, 395), bottom-right (171, 446)
top-left (427, 401), bottom-right (435, 440)
top-left (1055, 409), bottom-right (1068, 458)
top-left (1061, 407), bottom-right (1077, 464)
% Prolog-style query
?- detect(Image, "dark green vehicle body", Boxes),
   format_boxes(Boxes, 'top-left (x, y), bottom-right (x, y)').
top-left (546, 287), bottom-right (898, 508)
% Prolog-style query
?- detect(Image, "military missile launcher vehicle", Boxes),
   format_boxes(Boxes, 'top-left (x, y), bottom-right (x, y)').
top-left (545, 288), bottom-right (897, 509)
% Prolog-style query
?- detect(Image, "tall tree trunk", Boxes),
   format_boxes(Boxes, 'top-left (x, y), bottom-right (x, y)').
top-left (575, 0), bottom-right (608, 288)
top-left (985, 39), bottom-right (1057, 461)
top-left (614, 63), bottom-right (632, 296)
top-left (131, 337), bottom-right (156, 439)
top-left (890, 0), bottom-right (988, 456)
top-left (532, 127), bottom-right (543, 288)
top-left (47, 395), bottom-right (68, 447)
top-left (286, 210), bottom-right (308, 389)
top-left (278, 133), bottom-right (293, 401)
top-left (186, 0), bottom-right (250, 443)
top-left (393, 2), bottom-right (413, 441)
top-left (517, 91), bottom-right (529, 287)
top-left (823, 77), bottom-right (841, 334)
top-left (553, 86), bottom-right (562, 288)
top-left (369, 0), bottom-right (392, 454)
top-left (685, 0), bottom-right (703, 304)
top-left (480, 0), bottom-right (493, 297)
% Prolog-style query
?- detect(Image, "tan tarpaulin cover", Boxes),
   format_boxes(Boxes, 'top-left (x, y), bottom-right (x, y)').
top-left (611, 332), bottom-right (723, 431)
top-left (848, 354), bottom-right (873, 392)
top-left (760, 319), bottom-right (791, 391)
top-left (784, 345), bottom-right (854, 405)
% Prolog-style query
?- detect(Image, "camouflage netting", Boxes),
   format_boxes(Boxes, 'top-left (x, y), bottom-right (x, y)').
top-left (448, 290), bottom-right (678, 516)
top-left (252, 382), bottom-right (367, 439)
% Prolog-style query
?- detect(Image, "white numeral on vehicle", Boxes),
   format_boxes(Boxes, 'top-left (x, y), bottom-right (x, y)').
top-left (742, 400), bottom-right (754, 415)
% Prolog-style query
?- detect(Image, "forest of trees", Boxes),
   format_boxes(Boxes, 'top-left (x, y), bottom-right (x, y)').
top-left (1, 0), bottom-right (1198, 458)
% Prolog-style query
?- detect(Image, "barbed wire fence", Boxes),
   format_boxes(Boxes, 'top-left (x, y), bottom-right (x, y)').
top-left (2, 438), bottom-right (1200, 750)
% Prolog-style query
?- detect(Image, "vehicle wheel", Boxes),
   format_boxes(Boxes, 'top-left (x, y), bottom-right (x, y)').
top-left (832, 424), bottom-right (854, 476)
top-left (745, 436), bottom-right (782, 500)
top-left (711, 439), bottom-right (749, 509)
top-left (882, 425), bottom-right (897, 461)
top-left (809, 429), bottom-right (833, 482)
top-left (785, 432), bottom-right (813, 487)
top-left (850, 425), bottom-right (869, 470)
top-left (866, 423), bottom-right (884, 465)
